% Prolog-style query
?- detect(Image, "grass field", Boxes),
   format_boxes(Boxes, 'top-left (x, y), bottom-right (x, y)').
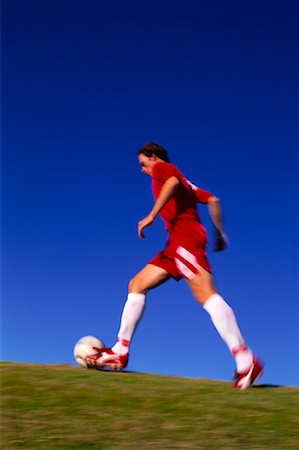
top-left (1, 362), bottom-right (299, 449)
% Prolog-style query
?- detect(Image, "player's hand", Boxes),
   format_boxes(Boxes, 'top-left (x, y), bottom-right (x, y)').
top-left (138, 214), bottom-right (155, 238)
top-left (213, 228), bottom-right (229, 251)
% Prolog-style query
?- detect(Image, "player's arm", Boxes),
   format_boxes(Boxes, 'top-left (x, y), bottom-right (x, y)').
top-left (138, 176), bottom-right (180, 238)
top-left (207, 196), bottom-right (229, 251)
top-left (187, 179), bottom-right (229, 251)
top-left (186, 179), bottom-right (212, 204)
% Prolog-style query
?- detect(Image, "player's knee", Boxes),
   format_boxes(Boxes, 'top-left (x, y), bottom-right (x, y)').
top-left (128, 276), bottom-right (146, 295)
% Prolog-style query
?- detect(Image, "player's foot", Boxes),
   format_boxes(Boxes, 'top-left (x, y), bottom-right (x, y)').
top-left (233, 356), bottom-right (264, 389)
top-left (85, 347), bottom-right (129, 370)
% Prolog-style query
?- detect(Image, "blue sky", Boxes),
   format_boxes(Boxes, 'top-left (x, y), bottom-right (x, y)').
top-left (2, 0), bottom-right (298, 387)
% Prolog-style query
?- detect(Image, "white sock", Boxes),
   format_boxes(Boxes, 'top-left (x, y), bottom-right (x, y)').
top-left (112, 292), bottom-right (146, 355)
top-left (203, 293), bottom-right (253, 372)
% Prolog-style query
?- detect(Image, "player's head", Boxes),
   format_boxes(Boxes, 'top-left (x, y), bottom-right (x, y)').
top-left (137, 142), bottom-right (170, 162)
top-left (137, 142), bottom-right (170, 177)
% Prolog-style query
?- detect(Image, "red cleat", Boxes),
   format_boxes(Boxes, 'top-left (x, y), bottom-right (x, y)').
top-left (85, 347), bottom-right (129, 370)
top-left (234, 356), bottom-right (264, 389)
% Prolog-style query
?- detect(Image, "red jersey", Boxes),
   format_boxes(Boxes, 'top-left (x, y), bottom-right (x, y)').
top-left (151, 162), bottom-right (212, 233)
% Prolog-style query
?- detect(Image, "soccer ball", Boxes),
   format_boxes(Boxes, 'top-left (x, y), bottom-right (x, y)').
top-left (73, 335), bottom-right (105, 368)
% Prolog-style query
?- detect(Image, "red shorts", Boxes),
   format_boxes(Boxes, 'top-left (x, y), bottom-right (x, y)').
top-left (149, 221), bottom-right (212, 281)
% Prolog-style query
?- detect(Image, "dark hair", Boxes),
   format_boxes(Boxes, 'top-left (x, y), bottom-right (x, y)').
top-left (137, 142), bottom-right (170, 162)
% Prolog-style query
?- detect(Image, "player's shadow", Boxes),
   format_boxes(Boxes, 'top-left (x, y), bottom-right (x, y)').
top-left (252, 384), bottom-right (282, 389)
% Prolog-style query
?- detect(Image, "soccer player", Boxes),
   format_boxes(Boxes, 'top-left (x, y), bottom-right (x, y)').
top-left (87, 143), bottom-right (264, 389)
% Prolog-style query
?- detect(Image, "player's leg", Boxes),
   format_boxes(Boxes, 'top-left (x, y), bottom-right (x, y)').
top-left (186, 267), bottom-right (251, 359)
top-left (186, 267), bottom-right (263, 388)
top-left (86, 264), bottom-right (170, 369)
top-left (128, 263), bottom-right (171, 294)
top-left (187, 267), bottom-right (248, 353)
top-left (112, 264), bottom-right (170, 354)
top-left (185, 264), bottom-right (217, 303)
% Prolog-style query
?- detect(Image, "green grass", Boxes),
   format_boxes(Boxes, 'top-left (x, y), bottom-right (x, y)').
top-left (1, 362), bottom-right (299, 449)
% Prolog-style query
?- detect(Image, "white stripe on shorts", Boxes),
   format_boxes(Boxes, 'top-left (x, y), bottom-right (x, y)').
top-left (175, 246), bottom-right (200, 280)
top-left (174, 258), bottom-right (195, 279)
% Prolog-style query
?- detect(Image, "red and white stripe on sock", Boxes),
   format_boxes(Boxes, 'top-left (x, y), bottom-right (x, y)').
top-left (232, 343), bottom-right (254, 372)
top-left (118, 338), bottom-right (130, 348)
top-left (112, 337), bottom-right (130, 355)
top-left (232, 343), bottom-right (248, 356)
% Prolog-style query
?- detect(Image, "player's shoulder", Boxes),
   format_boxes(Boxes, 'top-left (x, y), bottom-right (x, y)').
top-left (152, 161), bottom-right (185, 184)
top-left (154, 161), bottom-right (181, 174)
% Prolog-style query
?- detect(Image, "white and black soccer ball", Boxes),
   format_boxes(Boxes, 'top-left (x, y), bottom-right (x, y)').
top-left (73, 335), bottom-right (105, 368)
